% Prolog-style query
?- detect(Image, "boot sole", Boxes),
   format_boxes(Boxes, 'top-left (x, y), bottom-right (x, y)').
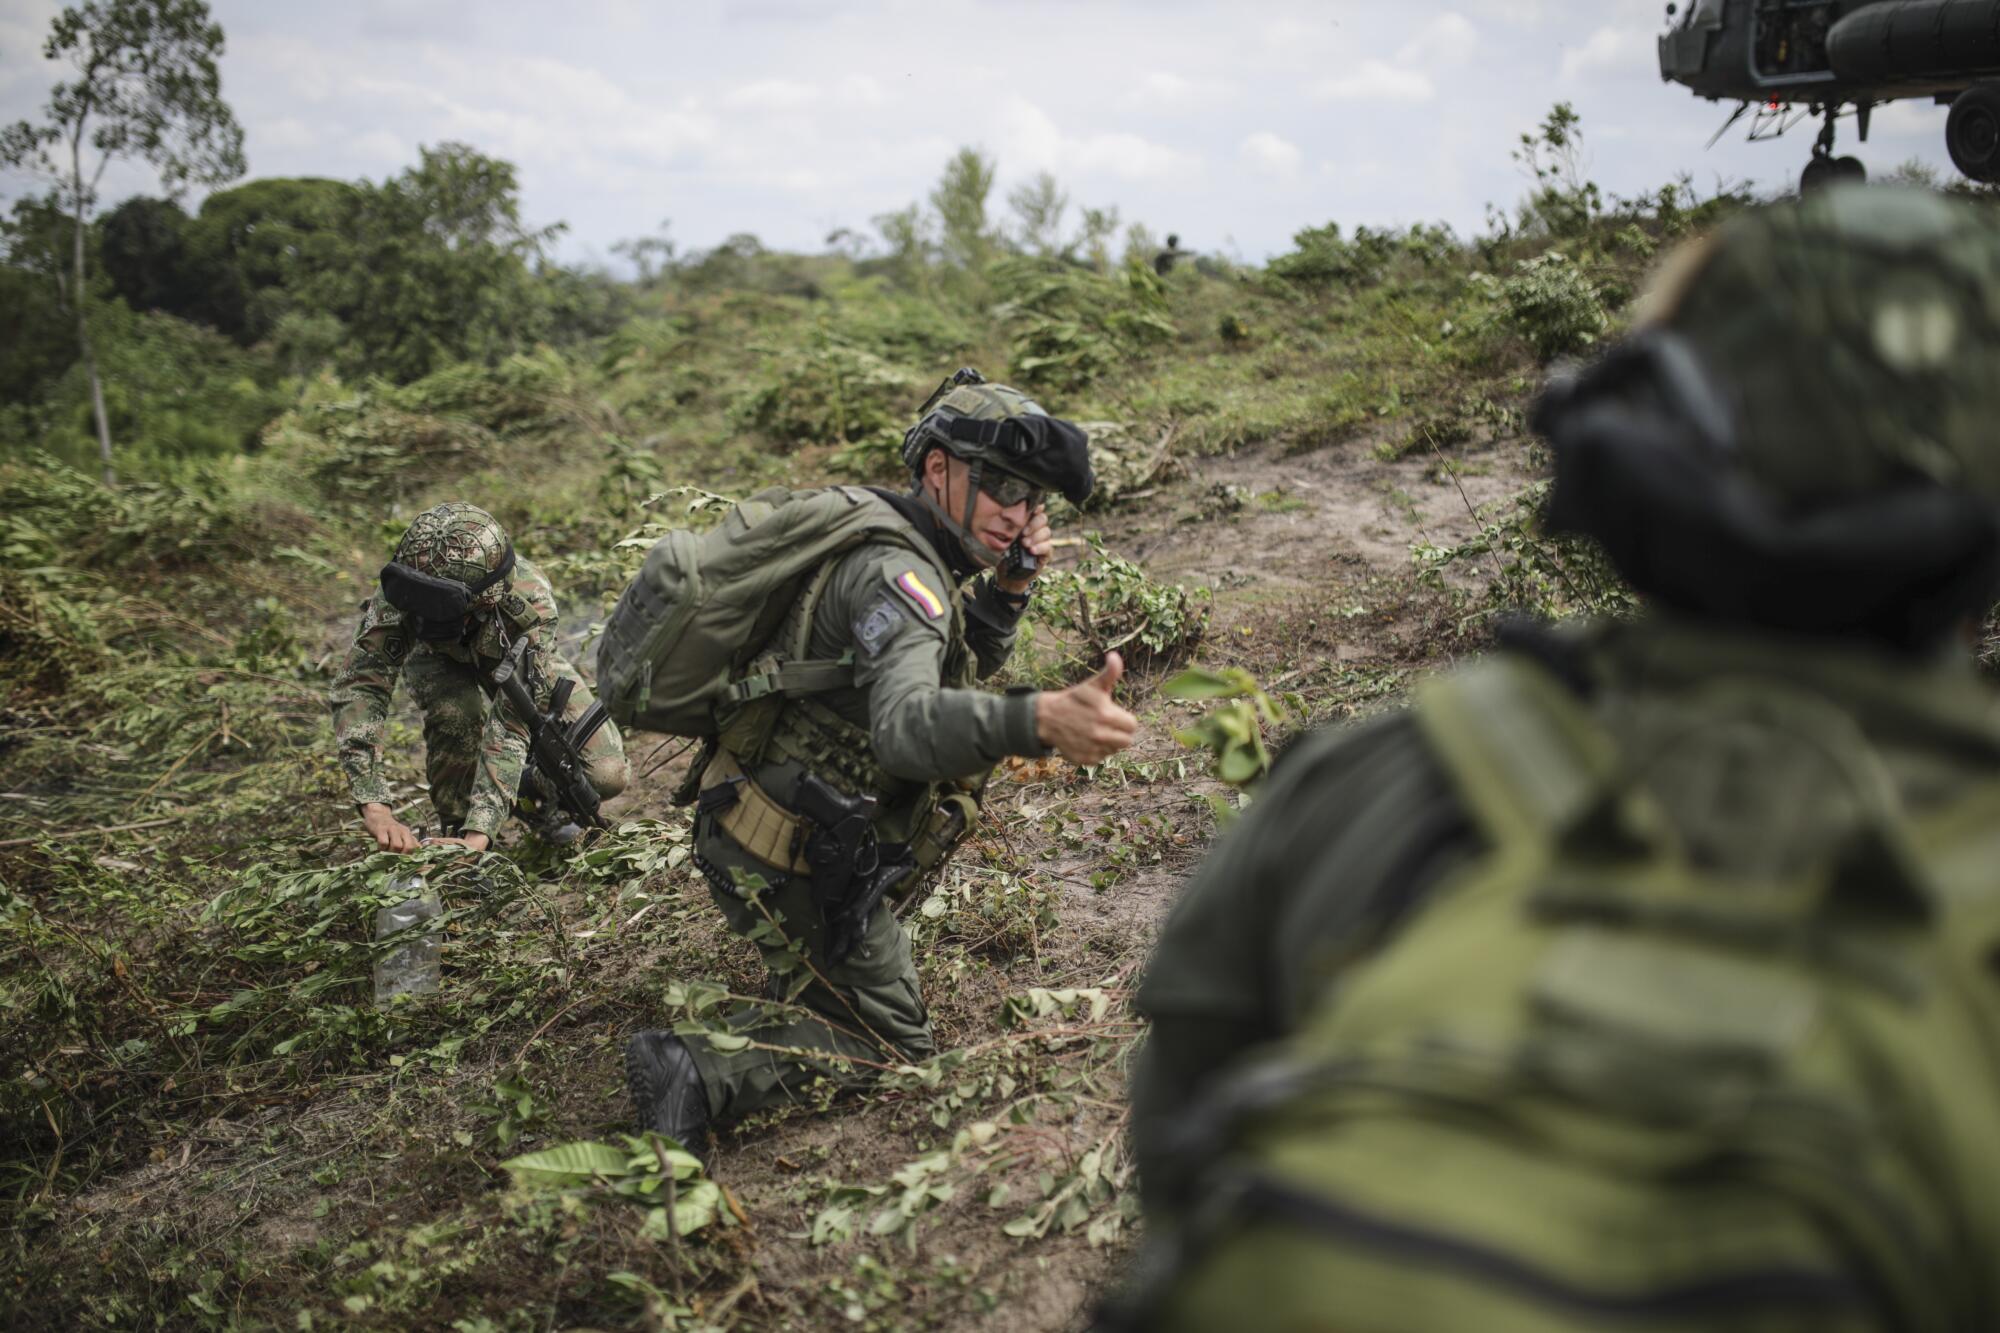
top-left (624, 1034), bottom-right (665, 1135)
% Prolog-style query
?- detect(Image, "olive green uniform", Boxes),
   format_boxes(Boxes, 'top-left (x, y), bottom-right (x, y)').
top-left (1130, 615), bottom-right (2000, 1332)
top-left (327, 556), bottom-right (629, 838)
top-left (684, 499), bottom-right (1043, 1123)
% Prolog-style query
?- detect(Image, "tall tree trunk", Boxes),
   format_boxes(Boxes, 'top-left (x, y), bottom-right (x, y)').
top-left (70, 122), bottom-right (114, 486)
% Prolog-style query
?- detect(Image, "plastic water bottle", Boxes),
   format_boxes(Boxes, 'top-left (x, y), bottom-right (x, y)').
top-left (372, 870), bottom-right (441, 1005)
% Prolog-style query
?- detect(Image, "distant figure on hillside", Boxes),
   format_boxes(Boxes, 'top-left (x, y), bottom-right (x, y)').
top-left (1153, 233), bottom-right (1192, 276)
top-left (621, 371), bottom-right (1136, 1157)
top-left (1106, 187), bottom-right (2000, 1331)
top-left (328, 502), bottom-right (627, 852)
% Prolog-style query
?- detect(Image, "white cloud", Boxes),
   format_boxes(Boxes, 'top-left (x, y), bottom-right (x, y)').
top-left (996, 98), bottom-right (1196, 181)
top-left (1311, 60), bottom-right (1436, 104)
top-left (832, 74), bottom-right (888, 109)
top-left (1561, 26), bottom-right (1653, 79)
top-left (255, 116), bottom-right (323, 154)
top-left (1240, 130), bottom-right (1302, 179)
top-left (1398, 13), bottom-right (1479, 69)
top-left (723, 77), bottom-right (819, 111)
top-left (351, 129), bottom-right (409, 168)
top-left (1471, 0), bottom-right (1546, 25)
top-left (1123, 70), bottom-right (1234, 111)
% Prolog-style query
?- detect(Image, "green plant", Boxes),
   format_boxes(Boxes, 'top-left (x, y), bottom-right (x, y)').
top-left (1162, 666), bottom-right (1290, 793)
top-left (990, 255), bottom-right (1175, 393)
top-left (1496, 251), bottom-right (1606, 361)
top-left (473, 1072), bottom-right (554, 1150)
top-left (1026, 535), bottom-right (1208, 674)
top-left (1414, 479), bottom-right (1636, 623)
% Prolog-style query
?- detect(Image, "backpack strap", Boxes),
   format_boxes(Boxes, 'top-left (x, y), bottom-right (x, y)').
top-left (1413, 654), bottom-right (1623, 853)
top-left (724, 517), bottom-right (958, 706)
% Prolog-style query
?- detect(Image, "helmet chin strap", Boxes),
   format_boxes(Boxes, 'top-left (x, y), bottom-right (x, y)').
top-left (916, 456), bottom-right (1003, 569)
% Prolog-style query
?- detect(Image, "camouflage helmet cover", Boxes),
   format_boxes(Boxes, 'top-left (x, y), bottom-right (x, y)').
top-left (1643, 184), bottom-right (2000, 508)
top-left (393, 502), bottom-right (514, 609)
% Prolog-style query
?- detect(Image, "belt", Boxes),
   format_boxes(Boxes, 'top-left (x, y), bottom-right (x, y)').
top-left (702, 748), bottom-right (813, 875)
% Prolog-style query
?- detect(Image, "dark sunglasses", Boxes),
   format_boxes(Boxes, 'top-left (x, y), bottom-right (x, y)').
top-left (975, 467), bottom-right (1040, 509)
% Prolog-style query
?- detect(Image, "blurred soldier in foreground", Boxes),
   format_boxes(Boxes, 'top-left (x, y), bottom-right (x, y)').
top-left (624, 373), bottom-right (1136, 1153)
top-left (1112, 187), bottom-right (2000, 1332)
top-left (328, 501), bottom-right (628, 852)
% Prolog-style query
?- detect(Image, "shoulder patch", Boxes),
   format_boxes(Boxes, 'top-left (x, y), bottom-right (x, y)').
top-left (888, 567), bottom-right (947, 621)
top-left (853, 589), bottom-right (911, 659)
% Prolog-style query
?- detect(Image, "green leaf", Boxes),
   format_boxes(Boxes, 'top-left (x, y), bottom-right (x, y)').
top-left (501, 1139), bottom-right (630, 1186)
top-left (1160, 666), bottom-right (1250, 700)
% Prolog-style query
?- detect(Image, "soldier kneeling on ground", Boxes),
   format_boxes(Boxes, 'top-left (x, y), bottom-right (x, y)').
top-left (328, 501), bottom-right (629, 853)
top-left (1108, 187), bottom-right (2000, 1332)
top-left (619, 372), bottom-right (1139, 1155)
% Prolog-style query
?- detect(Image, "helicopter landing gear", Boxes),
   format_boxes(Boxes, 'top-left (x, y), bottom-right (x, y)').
top-left (1801, 107), bottom-right (1865, 192)
top-left (1946, 83), bottom-right (2000, 181)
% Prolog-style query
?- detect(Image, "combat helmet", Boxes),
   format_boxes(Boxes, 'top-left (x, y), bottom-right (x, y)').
top-left (379, 502), bottom-right (516, 640)
top-left (1534, 185), bottom-right (2000, 650)
top-left (901, 368), bottom-right (1095, 567)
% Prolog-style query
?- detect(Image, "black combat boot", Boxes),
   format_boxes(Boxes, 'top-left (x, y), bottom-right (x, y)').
top-left (624, 1030), bottom-right (712, 1159)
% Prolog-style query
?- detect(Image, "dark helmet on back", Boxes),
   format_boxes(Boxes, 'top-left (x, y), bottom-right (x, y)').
top-left (379, 502), bottom-right (516, 640)
top-left (1534, 185), bottom-right (2000, 650)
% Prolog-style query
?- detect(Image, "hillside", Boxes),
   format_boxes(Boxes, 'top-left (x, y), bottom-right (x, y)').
top-left (2, 141), bottom-right (1722, 1329)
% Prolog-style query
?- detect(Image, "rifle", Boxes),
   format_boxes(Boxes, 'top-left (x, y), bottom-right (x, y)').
top-left (490, 635), bottom-right (610, 834)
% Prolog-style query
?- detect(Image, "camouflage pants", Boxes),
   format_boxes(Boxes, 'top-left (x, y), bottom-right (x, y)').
top-left (401, 645), bottom-right (628, 834)
top-left (678, 811), bottom-right (935, 1125)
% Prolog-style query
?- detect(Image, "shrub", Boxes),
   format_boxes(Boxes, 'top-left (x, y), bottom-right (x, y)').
top-left (1498, 252), bottom-right (1606, 361)
top-left (990, 257), bottom-right (1174, 393)
top-left (1027, 536), bottom-right (1209, 674)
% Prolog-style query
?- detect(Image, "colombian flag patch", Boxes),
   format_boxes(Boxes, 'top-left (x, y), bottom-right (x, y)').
top-left (893, 569), bottom-right (946, 620)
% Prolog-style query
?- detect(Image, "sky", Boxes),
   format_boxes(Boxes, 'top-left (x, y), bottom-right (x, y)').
top-left (0, 0), bottom-right (1966, 270)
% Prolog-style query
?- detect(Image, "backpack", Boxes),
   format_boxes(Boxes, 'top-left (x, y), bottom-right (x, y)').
top-left (595, 486), bottom-right (950, 738)
top-left (1148, 656), bottom-right (2000, 1333)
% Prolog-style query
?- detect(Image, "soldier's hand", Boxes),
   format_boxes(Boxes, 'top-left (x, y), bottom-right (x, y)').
top-left (360, 802), bottom-right (420, 854)
top-left (995, 504), bottom-right (1053, 596)
top-left (424, 831), bottom-right (491, 853)
top-left (1035, 652), bottom-right (1139, 766)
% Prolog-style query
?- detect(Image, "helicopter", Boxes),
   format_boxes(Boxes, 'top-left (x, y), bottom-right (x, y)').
top-left (1659, 0), bottom-right (2000, 190)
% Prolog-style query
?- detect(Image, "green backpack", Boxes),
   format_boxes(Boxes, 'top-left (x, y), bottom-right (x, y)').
top-left (595, 486), bottom-right (953, 738)
top-left (1151, 657), bottom-right (2000, 1333)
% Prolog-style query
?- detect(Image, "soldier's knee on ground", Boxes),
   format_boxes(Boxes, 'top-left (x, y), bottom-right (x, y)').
top-left (589, 750), bottom-right (629, 800)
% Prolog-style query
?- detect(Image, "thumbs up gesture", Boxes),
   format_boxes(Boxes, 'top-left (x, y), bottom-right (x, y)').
top-left (1034, 651), bottom-right (1140, 766)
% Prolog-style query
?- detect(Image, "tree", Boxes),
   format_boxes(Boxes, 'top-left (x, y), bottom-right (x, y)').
top-left (0, 0), bottom-right (244, 484)
top-left (183, 177), bottom-right (355, 339)
top-left (929, 147), bottom-right (998, 274)
top-left (299, 144), bottom-right (563, 382)
top-left (0, 195), bottom-right (84, 405)
top-left (97, 194), bottom-right (195, 315)
top-left (1008, 171), bottom-right (1072, 259)
top-left (611, 217), bottom-right (675, 284)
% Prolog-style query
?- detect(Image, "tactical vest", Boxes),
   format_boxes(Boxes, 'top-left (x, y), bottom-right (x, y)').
top-left (1137, 655), bottom-right (2000, 1333)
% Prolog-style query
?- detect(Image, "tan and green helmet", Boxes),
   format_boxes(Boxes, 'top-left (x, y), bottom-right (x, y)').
top-left (1536, 184), bottom-right (2000, 648)
top-left (1641, 183), bottom-right (2000, 507)
top-left (393, 502), bottom-right (515, 610)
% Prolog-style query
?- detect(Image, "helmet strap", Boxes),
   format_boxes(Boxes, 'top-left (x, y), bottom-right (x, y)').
top-left (914, 455), bottom-right (1003, 569)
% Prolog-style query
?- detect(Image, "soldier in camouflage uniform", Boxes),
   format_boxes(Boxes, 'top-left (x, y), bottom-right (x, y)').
top-left (626, 375), bottom-right (1137, 1151)
top-left (1110, 189), bottom-right (2000, 1331)
top-left (328, 501), bottom-right (628, 853)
